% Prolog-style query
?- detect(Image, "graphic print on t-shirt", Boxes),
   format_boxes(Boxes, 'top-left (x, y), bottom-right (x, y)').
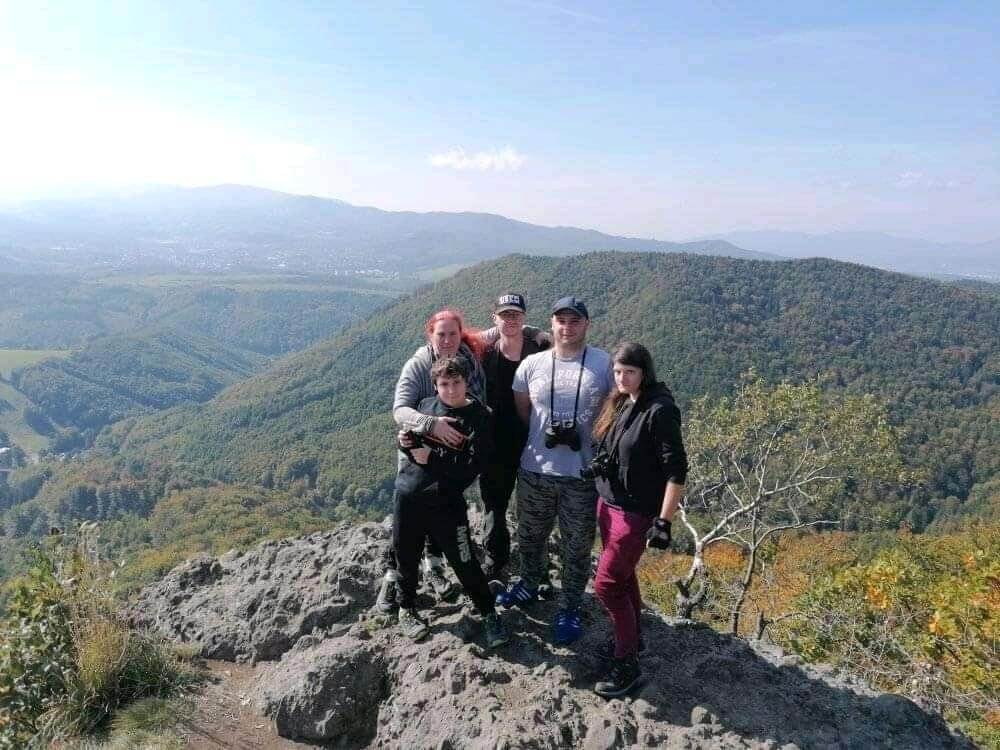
top-left (513, 347), bottom-right (613, 477)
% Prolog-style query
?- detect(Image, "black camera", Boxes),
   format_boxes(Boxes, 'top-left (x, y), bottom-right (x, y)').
top-left (544, 420), bottom-right (581, 451)
top-left (580, 449), bottom-right (615, 480)
top-left (399, 430), bottom-right (424, 449)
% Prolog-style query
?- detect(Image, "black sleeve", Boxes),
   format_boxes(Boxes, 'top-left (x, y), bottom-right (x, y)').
top-left (650, 403), bottom-right (688, 485)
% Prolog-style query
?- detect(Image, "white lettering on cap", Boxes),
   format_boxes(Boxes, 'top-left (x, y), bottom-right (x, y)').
top-left (499, 294), bottom-right (523, 306)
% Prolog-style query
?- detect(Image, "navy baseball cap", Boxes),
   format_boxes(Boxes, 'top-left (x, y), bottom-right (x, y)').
top-left (551, 296), bottom-right (589, 319)
top-left (494, 293), bottom-right (527, 313)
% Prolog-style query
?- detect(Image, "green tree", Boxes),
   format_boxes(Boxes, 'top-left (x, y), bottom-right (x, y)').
top-left (673, 375), bottom-right (905, 633)
top-left (781, 526), bottom-right (999, 746)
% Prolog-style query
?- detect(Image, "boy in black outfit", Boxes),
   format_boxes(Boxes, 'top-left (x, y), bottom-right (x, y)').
top-left (393, 355), bottom-right (510, 647)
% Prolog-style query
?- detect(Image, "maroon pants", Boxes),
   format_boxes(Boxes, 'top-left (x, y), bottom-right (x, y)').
top-left (594, 497), bottom-right (654, 658)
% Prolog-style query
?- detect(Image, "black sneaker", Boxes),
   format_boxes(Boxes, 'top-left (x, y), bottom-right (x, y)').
top-left (482, 612), bottom-right (510, 648)
top-left (594, 653), bottom-right (642, 699)
top-left (375, 572), bottom-right (399, 613)
top-left (398, 608), bottom-right (430, 641)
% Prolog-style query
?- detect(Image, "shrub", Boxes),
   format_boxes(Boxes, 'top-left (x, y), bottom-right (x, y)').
top-left (0, 527), bottom-right (197, 747)
top-left (780, 524), bottom-right (999, 747)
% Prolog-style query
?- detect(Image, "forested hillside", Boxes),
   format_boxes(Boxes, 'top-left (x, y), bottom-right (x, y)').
top-left (0, 273), bottom-right (394, 454)
top-left (0, 273), bottom-right (393, 353)
top-left (10, 329), bottom-right (266, 433)
top-left (4, 253), bottom-right (995, 563)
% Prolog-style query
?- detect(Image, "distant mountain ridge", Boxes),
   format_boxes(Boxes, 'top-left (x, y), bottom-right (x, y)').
top-left (698, 230), bottom-right (1000, 280)
top-left (0, 185), bottom-right (774, 274)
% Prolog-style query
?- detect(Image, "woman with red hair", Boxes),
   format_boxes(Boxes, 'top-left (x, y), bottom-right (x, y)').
top-left (376, 307), bottom-right (488, 612)
top-left (394, 309), bottom-right (487, 444)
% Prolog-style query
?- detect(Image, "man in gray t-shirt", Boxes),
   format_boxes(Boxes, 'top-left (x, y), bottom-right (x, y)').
top-left (496, 296), bottom-right (613, 645)
top-left (514, 342), bottom-right (613, 478)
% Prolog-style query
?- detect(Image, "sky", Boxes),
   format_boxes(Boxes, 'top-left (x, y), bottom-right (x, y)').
top-left (1, 1), bottom-right (998, 242)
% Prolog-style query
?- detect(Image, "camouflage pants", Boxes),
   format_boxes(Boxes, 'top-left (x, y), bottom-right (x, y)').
top-left (515, 468), bottom-right (598, 609)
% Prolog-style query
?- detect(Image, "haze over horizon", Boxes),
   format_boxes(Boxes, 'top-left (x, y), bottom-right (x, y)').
top-left (2, 2), bottom-right (998, 243)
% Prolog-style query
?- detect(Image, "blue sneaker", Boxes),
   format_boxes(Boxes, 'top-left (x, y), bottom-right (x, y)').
top-left (553, 608), bottom-right (583, 645)
top-left (496, 580), bottom-right (538, 609)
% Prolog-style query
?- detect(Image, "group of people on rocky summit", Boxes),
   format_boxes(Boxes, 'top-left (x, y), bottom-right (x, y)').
top-left (377, 292), bottom-right (688, 699)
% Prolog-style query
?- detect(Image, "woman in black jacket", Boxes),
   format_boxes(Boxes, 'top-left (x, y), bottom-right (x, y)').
top-left (589, 342), bottom-right (688, 699)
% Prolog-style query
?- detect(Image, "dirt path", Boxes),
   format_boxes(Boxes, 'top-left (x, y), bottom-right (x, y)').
top-left (178, 660), bottom-right (308, 750)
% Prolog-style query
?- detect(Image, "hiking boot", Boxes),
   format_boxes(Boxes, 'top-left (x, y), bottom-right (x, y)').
top-left (423, 557), bottom-right (457, 600)
top-left (594, 653), bottom-right (642, 699)
top-left (596, 635), bottom-right (646, 662)
top-left (482, 612), bottom-right (510, 648)
top-left (398, 608), bottom-right (429, 641)
top-left (496, 580), bottom-right (539, 609)
top-left (553, 607), bottom-right (584, 645)
top-left (375, 571), bottom-right (399, 613)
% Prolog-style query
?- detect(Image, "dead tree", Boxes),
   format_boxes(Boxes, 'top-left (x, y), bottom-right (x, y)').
top-left (674, 375), bottom-right (902, 633)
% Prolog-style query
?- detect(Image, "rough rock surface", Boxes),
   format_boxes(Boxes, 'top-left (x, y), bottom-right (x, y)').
top-left (132, 519), bottom-right (974, 749)
top-left (131, 521), bottom-right (386, 663)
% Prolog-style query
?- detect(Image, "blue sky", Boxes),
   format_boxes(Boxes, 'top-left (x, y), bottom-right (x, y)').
top-left (1, 1), bottom-right (998, 241)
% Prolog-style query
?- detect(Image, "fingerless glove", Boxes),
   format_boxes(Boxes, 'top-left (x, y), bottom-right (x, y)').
top-left (646, 518), bottom-right (672, 550)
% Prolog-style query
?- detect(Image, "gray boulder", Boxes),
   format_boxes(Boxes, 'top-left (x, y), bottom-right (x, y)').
top-left (133, 519), bottom-right (974, 749)
top-left (130, 521), bottom-right (387, 663)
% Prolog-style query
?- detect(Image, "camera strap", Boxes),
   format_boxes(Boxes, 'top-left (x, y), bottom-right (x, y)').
top-left (550, 346), bottom-right (588, 425)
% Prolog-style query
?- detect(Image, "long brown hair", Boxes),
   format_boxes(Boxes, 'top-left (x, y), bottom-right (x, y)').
top-left (593, 342), bottom-right (658, 439)
top-left (425, 308), bottom-right (485, 360)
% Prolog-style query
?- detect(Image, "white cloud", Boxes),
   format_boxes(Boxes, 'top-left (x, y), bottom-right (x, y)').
top-left (428, 146), bottom-right (526, 172)
top-left (894, 171), bottom-right (965, 190)
top-left (895, 171), bottom-right (925, 188)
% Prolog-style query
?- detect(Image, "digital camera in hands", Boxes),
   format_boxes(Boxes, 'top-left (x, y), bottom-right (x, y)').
top-left (544, 419), bottom-right (581, 451)
top-left (401, 430), bottom-right (424, 448)
top-left (580, 447), bottom-right (614, 480)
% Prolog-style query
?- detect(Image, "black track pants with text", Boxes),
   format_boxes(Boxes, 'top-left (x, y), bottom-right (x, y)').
top-left (393, 486), bottom-right (496, 615)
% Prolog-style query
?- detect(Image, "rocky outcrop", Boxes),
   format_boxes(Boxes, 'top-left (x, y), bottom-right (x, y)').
top-left (131, 519), bottom-right (973, 749)
top-left (131, 521), bottom-right (386, 663)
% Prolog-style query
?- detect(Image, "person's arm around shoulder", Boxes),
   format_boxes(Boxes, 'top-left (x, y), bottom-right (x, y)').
top-left (511, 356), bottom-right (533, 425)
top-left (480, 325), bottom-right (550, 348)
top-left (527, 326), bottom-right (552, 349)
